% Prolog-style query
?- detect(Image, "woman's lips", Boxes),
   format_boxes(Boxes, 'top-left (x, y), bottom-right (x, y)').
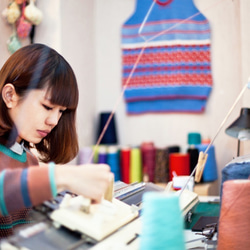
top-left (37, 130), bottom-right (50, 138)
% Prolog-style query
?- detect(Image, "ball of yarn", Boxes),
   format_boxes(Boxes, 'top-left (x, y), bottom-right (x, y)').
top-left (16, 16), bottom-right (32, 38)
top-left (24, 0), bottom-right (43, 25)
top-left (7, 2), bottom-right (21, 24)
top-left (7, 34), bottom-right (22, 54)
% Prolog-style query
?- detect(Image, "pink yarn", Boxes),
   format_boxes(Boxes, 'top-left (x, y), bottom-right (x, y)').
top-left (16, 16), bottom-right (32, 38)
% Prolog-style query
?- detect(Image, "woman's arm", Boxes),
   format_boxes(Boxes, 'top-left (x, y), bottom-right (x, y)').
top-left (0, 164), bottom-right (113, 216)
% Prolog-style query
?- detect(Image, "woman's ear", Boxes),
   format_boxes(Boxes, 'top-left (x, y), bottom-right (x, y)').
top-left (2, 83), bottom-right (18, 108)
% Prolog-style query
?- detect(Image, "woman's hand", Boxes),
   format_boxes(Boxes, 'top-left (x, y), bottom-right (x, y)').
top-left (55, 164), bottom-right (113, 203)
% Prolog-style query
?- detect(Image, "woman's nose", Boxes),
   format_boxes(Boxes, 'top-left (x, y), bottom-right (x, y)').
top-left (46, 110), bottom-right (60, 127)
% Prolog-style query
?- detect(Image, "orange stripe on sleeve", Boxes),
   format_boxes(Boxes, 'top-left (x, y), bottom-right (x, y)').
top-left (27, 165), bottom-right (52, 206)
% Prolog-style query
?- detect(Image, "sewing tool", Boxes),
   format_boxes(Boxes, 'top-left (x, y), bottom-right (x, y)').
top-left (50, 195), bottom-right (139, 242)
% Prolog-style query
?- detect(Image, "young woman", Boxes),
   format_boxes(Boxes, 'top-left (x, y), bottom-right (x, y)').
top-left (0, 43), bottom-right (113, 238)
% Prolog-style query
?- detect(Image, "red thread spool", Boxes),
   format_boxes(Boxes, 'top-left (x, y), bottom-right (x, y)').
top-left (141, 142), bottom-right (156, 182)
top-left (120, 147), bottom-right (131, 184)
top-left (217, 180), bottom-right (250, 249)
top-left (169, 153), bottom-right (190, 181)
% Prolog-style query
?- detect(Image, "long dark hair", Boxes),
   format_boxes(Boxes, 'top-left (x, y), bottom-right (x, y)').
top-left (0, 43), bottom-right (79, 164)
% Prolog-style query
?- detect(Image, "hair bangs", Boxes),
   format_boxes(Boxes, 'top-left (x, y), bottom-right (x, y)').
top-left (48, 62), bottom-right (79, 110)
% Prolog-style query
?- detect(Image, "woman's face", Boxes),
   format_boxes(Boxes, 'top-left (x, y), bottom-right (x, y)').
top-left (6, 86), bottom-right (67, 144)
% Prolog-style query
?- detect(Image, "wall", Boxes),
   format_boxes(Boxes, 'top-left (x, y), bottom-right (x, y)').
top-left (60, 0), bottom-right (97, 148)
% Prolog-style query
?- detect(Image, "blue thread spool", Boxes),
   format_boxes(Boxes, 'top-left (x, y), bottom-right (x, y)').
top-left (222, 160), bottom-right (250, 183)
top-left (107, 146), bottom-right (120, 181)
top-left (96, 112), bottom-right (118, 144)
top-left (221, 157), bottom-right (250, 196)
top-left (196, 144), bottom-right (218, 182)
top-left (140, 192), bottom-right (185, 250)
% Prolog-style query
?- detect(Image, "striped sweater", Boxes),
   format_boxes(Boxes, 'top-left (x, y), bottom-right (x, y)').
top-left (121, 0), bottom-right (212, 114)
top-left (0, 143), bottom-right (54, 238)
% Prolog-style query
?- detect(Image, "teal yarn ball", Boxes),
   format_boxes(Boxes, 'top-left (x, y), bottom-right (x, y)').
top-left (140, 192), bottom-right (185, 250)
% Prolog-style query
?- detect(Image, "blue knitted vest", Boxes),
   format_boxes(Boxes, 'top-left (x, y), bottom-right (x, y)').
top-left (121, 0), bottom-right (212, 114)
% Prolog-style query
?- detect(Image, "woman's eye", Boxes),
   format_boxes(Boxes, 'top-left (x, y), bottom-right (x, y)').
top-left (43, 104), bottom-right (52, 110)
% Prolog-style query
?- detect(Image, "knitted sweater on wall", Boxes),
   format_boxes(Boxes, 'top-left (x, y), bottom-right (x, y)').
top-left (121, 0), bottom-right (213, 114)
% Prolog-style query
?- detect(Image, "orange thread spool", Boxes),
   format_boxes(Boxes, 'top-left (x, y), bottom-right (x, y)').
top-left (217, 180), bottom-right (250, 249)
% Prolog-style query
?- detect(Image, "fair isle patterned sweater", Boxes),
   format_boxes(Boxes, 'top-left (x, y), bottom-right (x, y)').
top-left (0, 143), bottom-right (53, 238)
top-left (121, 0), bottom-right (212, 114)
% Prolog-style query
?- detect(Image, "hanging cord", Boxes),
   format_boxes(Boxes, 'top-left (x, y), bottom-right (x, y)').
top-left (179, 79), bottom-right (250, 196)
top-left (138, 0), bottom-right (156, 41)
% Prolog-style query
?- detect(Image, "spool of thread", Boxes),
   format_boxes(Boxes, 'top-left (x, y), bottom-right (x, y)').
top-left (187, 132), bottom-right (201, 145)
top-left (196, 144), bottom-right (218, 182)
top-left (221, 159), bottom-right (250, 195)
top-left (167, 145), bottom-right (180, 154)
top-left (92, 145), bottom-right (99, 163)
top-left (154, 147), bottom-right (169, 183)
top-left (140, 192), bottom-right (185, 250)
top-left (77, 147), bottom-right (93, 164)
top-left (187, 147), bottom-right (199, 174)
top-left (166, 146), bottom-right (180, 182)
top-left (107, 146), bottom-right (120, 181)
top-left (187, 132), bottom-right (201, 175)
top-left (96, 112), bottom-right (118, 144)
top-left (120, 146), bottom-right (131, 184)
top-left (98, 145), bottom-right (107, 164)
top-left (130, 147), bottom-right (142, 183)
top-left (202, 138), bottom-right (211, 144)
top-left (169, 153), bottom-right (190, 181)
top-left (141, 142), bottom-right (156, 182)
top-left (217, 180), bottom-right (250, 249)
